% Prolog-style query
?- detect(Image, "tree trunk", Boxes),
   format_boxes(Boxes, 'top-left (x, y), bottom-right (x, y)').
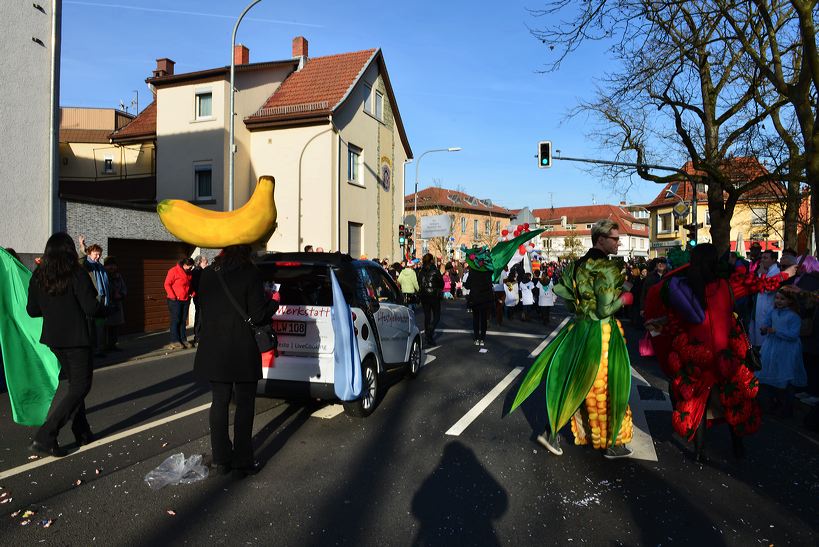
top-left (783, 173), bottom-right (801, 251)
top-left (707, 183), bottom-right (733, 254)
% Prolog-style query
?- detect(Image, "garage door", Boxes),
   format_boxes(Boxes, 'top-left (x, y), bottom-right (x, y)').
top-left (108, 239), bottom-right (195, 334)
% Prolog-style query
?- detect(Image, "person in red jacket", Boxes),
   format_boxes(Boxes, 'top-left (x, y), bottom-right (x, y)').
top-left (164, 258), bottom-right (194, 349)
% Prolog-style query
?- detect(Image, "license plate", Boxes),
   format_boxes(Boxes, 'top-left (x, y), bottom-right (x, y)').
top-left (272, 320), bottom-right (306, 336)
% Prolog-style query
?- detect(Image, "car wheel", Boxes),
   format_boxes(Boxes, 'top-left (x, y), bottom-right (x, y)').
top-left (343, 357), bottom-right (379, 417)
top-left (407, 337), bottom-right (422, 379)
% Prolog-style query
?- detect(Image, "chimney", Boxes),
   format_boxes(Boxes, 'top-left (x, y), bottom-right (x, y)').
top-left (153, 58), bottom-right (175, 78)
top-left (292, 36), bottom-right (308, 59)
top-left (619, 200), bottom-right (627, 206)
top-left (234, 44), bottom-right (250, 65)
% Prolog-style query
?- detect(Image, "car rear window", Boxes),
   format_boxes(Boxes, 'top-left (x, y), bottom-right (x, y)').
top-left (259, 265), bottom-right (334, 306)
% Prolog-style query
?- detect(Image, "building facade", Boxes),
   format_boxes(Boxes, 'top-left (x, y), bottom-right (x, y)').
top-left (531, 204), bottom-right (650, 261)
top-left (0, 2), bottom-right (61, 259)
top-left (404, 188), bottom-right (514, 259)
top-left (645, 159), bottom-right (806, 257)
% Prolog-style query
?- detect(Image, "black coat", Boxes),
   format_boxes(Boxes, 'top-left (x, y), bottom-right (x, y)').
top-left (418, 265), bottom-right (444, 299)
top-left (193, 264), bottom-right (278, 383)
top-left (27, 269), bottom-right (104, 348)
top-left (464, 269), bottom-right (494, 306)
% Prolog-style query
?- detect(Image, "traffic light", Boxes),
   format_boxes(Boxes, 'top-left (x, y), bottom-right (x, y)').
top-left (684, 223), bottom-right (697, 248)
top-left (398, 224), bottom-right (406, 245)
top-left (538, 141), bottom-right (552, 168)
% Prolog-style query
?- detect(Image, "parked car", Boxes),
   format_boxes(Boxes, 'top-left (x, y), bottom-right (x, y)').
top-left (255, 252), bottom-right (423, 417)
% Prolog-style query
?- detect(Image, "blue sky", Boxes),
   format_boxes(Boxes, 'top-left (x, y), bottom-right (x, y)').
top-left (60, 0), bottom-right (669, 210)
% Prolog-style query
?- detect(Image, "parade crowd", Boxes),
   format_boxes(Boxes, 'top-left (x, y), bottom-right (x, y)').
top-left (6, 224), bottom-right (819, 474)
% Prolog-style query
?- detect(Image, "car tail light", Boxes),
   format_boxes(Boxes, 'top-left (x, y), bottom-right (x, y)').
top-left (273, 261), bottom-right (303, 267)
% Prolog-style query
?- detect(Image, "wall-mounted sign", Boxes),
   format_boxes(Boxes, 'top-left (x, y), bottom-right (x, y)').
top-left (420, 214), bottom-right (452, 238)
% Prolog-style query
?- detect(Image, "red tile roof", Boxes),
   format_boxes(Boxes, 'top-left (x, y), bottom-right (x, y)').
top-left (404, 187), bottom-right (514, 216)
top-left (109, 102), bottom-right (156, 142)
top-left (59, 129), bottom-right (112, 143)
top-left (247, 49), bottom-right (377, 122)
top-left (646, 158), bottom-right (783, 209)
top-left (531, 204), bottom-right (649, 238)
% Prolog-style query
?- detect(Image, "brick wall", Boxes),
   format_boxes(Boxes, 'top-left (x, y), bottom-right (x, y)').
top-left (63, 200), bottom-right (177, 253)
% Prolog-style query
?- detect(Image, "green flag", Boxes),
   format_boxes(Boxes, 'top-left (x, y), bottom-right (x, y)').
top-left (491, 229), bottom-right (545, 282)
top-left (0, 249), bottom-right (60, 426)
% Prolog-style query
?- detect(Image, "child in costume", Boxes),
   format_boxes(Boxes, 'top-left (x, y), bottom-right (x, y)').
top-left (510, 220), bottom-right (634, 459)
top-left (758, 289), bottom-right (806, 417)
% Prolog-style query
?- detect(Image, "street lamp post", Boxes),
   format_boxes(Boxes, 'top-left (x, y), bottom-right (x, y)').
top-left (412, 147), bottom-right (462, 256)
top-left (413, 147), bottom-right (462, 219)
top-left (228, 0), bottom-right (262, 211)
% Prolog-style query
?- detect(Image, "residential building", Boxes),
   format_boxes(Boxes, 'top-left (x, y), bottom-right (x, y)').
top-left (530, 204), bottom-right (651, 260)
top-left (131, 37), bottom-right (412, 259)
top-left (645, 158), bottom-right (807, 257)
top-left (0, 2), bottom-right (61, 260)
top-left (61, 37), bottom-right (411, 333)
top-left (404, 188), bottom-right (514, 258)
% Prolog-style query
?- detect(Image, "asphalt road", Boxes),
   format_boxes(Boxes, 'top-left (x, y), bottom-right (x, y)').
top-left (1, 301), bottom-right (818, 546)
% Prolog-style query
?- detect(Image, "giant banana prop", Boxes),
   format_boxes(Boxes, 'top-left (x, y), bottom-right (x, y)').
top-left (157, 175), bottom-right (277, 248)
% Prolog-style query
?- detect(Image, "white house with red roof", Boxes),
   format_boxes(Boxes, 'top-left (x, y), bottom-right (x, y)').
top-left (116, 36), bottom-right (412, 259)
top-left (531, 204), bottom-right (650, 260)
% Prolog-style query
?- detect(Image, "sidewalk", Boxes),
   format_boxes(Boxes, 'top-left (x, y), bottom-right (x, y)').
top-left (93, 328), bottom-right (196, 369)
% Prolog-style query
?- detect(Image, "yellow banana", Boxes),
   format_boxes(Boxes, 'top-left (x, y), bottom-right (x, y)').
top-left (157, 176), bottom-right (277, 248)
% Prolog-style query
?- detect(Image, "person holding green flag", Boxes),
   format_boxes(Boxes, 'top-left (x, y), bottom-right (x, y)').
top-left (509, 220), bottom-right (635, 459)
top-left (0, 248), bottom-right (60, 427)
top-left (25, 233), bottom-right (106, 457)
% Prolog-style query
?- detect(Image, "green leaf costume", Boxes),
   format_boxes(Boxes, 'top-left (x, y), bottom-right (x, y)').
top-left (511, 256), bottom-right (633, 449)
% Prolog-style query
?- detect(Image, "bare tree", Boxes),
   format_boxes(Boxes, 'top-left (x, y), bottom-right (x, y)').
top-left (532, 1), bottom-right (790, 252)
top-left (714, 0), bottom-right (819, 250)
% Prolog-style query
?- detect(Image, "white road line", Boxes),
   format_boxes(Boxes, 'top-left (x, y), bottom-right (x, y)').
top-left (527, 316), bottom-right (570, 358)
top-left (0, 402), bottom-right (212, 481)
top-left (423, 354), bottom-right (437, 366)
top-left (628, 367), bottom-right (671, 462)
top-left (445, 367), bottom-right (524, 436)
top-left (310, 404), bottom-right (344, 419)
top-left (435, 329), bottom-right (547, 339)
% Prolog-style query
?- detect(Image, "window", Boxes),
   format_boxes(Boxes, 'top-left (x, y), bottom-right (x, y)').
top-left (367, 267), bottom-right (400, 304)
top-left (194, 164), bottom-right (213, 199)
top-left (485, 220), bottom-right (491, 235)
top-left (103, 155), bottom-right (114, 174)
top-left (348, 145), bottom-right (362, 185)
top-left (496, 221), bottom-right (501, 235)
top-left (705, 210), bottom-right (711, 225)
top-left (348, 222), bottom-right (363, 257)
top-left (658, 212), bottom-right (673, 234)
top-left (363, 84), bottom-right (373, 114)
top-left (461, 217), bottom-right (467, 233)
top-left (473, 219), bottom-right (479, 237)
top-left (195, 91), bottom-right (212, 119)
top-left (751, 206), bottom-right (767, 226)
top-left (374, 91), bottom-right (384, 120)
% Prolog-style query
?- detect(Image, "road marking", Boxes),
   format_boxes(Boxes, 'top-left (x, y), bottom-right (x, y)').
top-left (627, 368), bottom-right (671, 462)
top-left (435, 329), bottom-right (547, 339)
top-left (445, 367), bottom-right (524, 436)
top-left (423, 354), bottom-right (437, 366)
top-left (0, 402), bottom-right (212, 481)
top-left (310, 404), bottom-right (344, 419)
top-left (527, 316), bottom-right (570, 358)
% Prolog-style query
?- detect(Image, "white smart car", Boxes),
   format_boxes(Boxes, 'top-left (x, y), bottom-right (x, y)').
top-left (255, 252), bottom-right (423, 417)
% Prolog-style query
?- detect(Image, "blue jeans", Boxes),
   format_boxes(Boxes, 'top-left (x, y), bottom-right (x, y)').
top-left (167, 299), bottom-right (190, 343)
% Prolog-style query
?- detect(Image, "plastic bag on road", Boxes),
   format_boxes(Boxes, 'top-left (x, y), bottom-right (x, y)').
top-left (144, 453), bottom-right (208, 490)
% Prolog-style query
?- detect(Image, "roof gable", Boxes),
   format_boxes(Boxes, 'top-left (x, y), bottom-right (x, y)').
top-left (109, 102), bottom-right (156, 142)
top-left (246, 49), bottom-right (412, 158)
top-left (404, 187), bottom-right (513, 216)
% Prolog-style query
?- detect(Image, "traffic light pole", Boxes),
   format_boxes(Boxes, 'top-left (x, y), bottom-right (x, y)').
top-left (548, 152), bottom-right (700, 249)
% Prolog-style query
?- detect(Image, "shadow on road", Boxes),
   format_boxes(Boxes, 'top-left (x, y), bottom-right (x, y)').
top-left (410, 441), bottom-right (508, 546)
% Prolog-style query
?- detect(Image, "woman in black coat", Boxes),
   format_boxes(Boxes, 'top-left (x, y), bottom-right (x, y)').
top-left (464, 268), bottom-right (495, 346)
top-left (27, 232), bottom-right (105, 457)
top-left (193, 245), bottom-right (278, 478)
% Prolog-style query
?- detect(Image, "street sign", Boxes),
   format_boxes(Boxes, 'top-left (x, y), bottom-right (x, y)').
top-left (420, 214), bottom-right (452, 238)
top-left (403, 214), bottom-right (417, 228)
top-left (650, 240), bottom-right (682, 249)
top-left (672, 202), bottom-right (689, 218)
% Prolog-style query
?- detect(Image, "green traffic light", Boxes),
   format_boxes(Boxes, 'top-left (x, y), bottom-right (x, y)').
top-left (541, 158), bottom-right (549, 165)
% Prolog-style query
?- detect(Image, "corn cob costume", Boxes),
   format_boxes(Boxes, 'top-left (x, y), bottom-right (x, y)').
top-left (511, 253), bottom-right (633, 449)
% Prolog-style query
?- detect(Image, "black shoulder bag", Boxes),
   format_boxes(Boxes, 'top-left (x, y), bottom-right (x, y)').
top-left (214, 269), bottom-right (278, 355)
